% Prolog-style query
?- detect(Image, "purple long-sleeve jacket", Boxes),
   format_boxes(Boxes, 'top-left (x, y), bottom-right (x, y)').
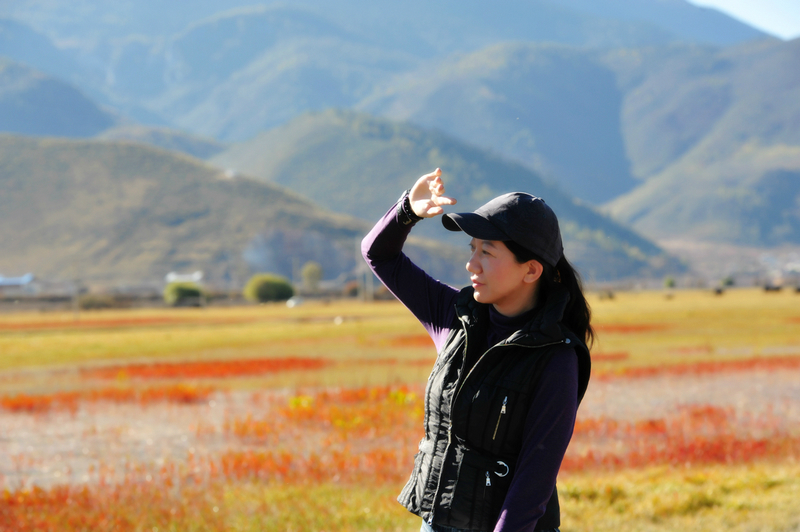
top-left (361, 202), bottom-right (579, 532)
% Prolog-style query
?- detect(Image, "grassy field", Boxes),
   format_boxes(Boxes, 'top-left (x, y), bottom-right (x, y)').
top-left (1, 287), bottom-right (799, 531)
top-left (2, 287), bottom-right (798, 381)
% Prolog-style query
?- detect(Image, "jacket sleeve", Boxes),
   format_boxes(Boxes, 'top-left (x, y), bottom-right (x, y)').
top-left (361, 200), bottom-right (459, 351)
top-left (493, 347), bottom-right (579, 532)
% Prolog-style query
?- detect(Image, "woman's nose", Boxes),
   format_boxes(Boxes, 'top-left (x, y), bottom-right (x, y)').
top-left (466, 254), bottom-right (480, 274)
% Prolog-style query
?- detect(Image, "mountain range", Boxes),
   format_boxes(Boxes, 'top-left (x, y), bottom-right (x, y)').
top-left (0, 57), bottom-right (118, 137)
top-left (358, 42), bottom-right (638, 204)
top-left (0, 134), bottom-right (473, 288)
top-left (211, 109), bottom-right (680, 282)
top-left (605, 37), bottom-right (800, 245)
top-left (0, 0), bottom-right (797, 285)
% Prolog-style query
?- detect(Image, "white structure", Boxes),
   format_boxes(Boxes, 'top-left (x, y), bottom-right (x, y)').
top-left (165, 271), bottom-right (203, 284)
top-left (0, 273), bottom-right (37, 296)
top-left (0, 273), bottom-right (34, 287)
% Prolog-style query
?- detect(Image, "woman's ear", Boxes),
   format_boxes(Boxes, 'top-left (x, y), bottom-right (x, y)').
top-left (524, 260), bottom-right (544, 284)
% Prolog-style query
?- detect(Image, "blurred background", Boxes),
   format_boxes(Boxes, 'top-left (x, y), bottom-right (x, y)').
top-left (1, 0), bottom-right (799, 302)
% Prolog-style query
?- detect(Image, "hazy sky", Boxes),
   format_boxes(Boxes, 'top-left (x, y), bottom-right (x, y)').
top-left (687, 0), bottom-right (800, 40)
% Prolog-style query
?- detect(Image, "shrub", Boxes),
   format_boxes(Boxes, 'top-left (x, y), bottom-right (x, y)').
top-left (244, 274), bottom-right (295, 303)
top-left (78, 294), bottom-right (133, 310)
top-left (163, 282), bottom-right (205, 307)
top-left (301, 261), bottom-right (323, 293)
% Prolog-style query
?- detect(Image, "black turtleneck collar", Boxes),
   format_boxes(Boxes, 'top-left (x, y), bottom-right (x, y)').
top-left (487, 304), bottom-right (538, 346)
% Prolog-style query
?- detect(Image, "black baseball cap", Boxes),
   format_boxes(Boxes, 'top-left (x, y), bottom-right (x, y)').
top-left (442, 192), bottom-right (563, 267)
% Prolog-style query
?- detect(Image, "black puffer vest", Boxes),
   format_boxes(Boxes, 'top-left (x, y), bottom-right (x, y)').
top-left (398, 285), bottom-right (591, 531)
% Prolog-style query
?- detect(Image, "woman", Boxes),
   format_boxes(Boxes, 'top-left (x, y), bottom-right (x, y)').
top-left (361, 168), bottom-right (592, 532)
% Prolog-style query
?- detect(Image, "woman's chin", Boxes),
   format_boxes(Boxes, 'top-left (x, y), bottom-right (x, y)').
top-left (472, 290), bottom-right (489, 303)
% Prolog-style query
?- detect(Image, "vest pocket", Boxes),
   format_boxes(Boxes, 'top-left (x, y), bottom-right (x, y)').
top-left (448, 445), bottom-right (514, 530)
top-left (462, 385), bottom-right (520, 453)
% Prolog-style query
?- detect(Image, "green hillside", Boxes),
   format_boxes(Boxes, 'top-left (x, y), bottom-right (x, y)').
top-left (605, 38), bottom-right (800, 244)
top-left (0, 135), bottom-right (466, 288)
top-left (211, 110), bottom-right (682, 282)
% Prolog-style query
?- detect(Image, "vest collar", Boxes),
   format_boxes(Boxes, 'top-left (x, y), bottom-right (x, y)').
top-left (456, 283), bottom-right (573, 347)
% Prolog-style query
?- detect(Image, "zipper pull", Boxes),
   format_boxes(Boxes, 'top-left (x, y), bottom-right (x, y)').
top-left (485, 471), bottom-right (491, 487)
top-left (492, 396), bottom-right (508, 440)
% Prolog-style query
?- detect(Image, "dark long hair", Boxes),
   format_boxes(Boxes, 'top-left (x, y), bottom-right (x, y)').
top-left (503, 240), bottom-right (594, 348)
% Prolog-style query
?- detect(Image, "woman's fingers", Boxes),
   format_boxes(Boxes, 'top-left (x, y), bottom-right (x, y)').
top-left (433, 193), bottom-right (457, 206)
top-left (424, 168), bottom-right (442, 180)
top-left (429, 175), bottom-right (444, 195)
top-left (410, 169), bottom-right (440, 200)
top-left (429, 176), bottom-right (456, 206)
top-left (409, 168), bottom-right (456, 217)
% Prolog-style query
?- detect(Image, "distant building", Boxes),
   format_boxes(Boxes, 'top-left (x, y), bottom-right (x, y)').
top-left (165, 271), bottom-right (203, 284)
top-left (0, 273), bottom-right (34, 286)
top-left (0, 273), bottom-right (37, 295)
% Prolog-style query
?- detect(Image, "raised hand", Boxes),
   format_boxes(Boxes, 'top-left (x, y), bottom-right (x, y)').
top-left (408, 168), bottom-right (457, 218)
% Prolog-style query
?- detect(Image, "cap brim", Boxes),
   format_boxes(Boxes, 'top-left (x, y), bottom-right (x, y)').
top-left (442, 212), bottom-right (510, 241)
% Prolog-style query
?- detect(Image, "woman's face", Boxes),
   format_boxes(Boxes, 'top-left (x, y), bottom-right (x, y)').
top-left (466, 239), bottom-right (542, 317)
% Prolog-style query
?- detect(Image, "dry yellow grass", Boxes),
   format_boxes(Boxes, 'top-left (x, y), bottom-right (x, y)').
top-left (588, 287), bottom-right (800, 367)
top-left (560, 461), bottom-right (800, 532)
top-left (1, 287), bottom-right (798, 391)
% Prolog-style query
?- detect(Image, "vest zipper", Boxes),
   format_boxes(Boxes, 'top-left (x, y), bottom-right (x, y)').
top-left (485, 471), bottom-right (491, 486)
top-left (492, 396), bottom-right (508, 440)
top-left (455, 338), bottom-right (565, 401)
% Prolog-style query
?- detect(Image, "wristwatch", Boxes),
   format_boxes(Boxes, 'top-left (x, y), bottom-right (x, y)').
top-left (397, 190), bottom-right (424, 226)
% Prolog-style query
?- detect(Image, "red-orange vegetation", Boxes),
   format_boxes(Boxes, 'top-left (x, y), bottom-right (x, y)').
top-left (137, 384), bottom-right (215, 404)
top-left (215, 447), bottom-right (408, 484)
top-left (566, 404), bottom-right (800, 471)
top-left (2, 378), bottom-right (798, 531)
top-left (0, 482), bottom-right (227, 532)
top-left (227, 386), bottom-right (424, 443)
top-left (0, 384), bottom-right (214, 414)
top-left (594, 324), bottom-right (668, 334)
top-left (389, 334), bottom-right (435, 348)
top-left (596, 355), bottom-right (800, 380)
top-left (225, 414), bottom-right (274, 442)
top-left (592, 352), bottom-right (629, 362)
top-left (350, 357), bottom-right (435, 367)
top-left (278, 386), bottom-right (424, 433)
top-left (84, 357), bottom-right (330, 380)
top-left (1, 394), bottom-right (57, 414)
